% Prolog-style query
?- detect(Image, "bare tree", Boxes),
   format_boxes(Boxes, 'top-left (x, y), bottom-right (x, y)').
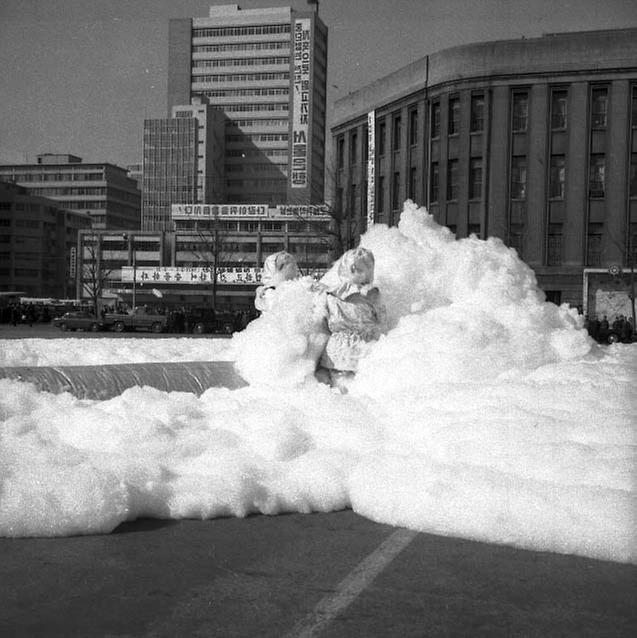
top-left (187, 220), bottom-right (230, 310)
top-left (80, 234), bottom-right (113, 315)
top-left (286, 161), bottom-right (360, 265)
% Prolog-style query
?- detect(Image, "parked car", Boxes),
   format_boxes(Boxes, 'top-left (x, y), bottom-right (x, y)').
top-left (102, 307), bottom-right (169, 333)
top-left (187, 308), bottom-right (237, 335)
top-left (52, 311), bottom-right (104, 332)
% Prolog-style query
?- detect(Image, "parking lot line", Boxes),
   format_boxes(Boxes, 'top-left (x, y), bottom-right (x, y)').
top-left (285, 527), bottom-right (418, 638)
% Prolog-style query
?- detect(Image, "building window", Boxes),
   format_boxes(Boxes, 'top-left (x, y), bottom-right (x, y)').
top-left (467, 224), bottom-right (480, 238)
top-left (350, 184), bottom-right (357, 214)
top-left (363, 126), bottom-right (369, 160)
top-left (630, 153), bottom-right (637, 197)
top-left (430, 163), bottom-right (439, 202)
top-left (632, 86), bottom-right (637, 129)
top-left (591, 88), bottom-right (608, 129)
top-left (409, 108), bottom-right (418, 146)
top-left (431, 101), bottom-right (441, 138)
top-left (409, 166), bottom-right (418, 200)
top-left (587, 223), bottom-right (603, 266)
top-left (336, 187), bottom-right (344, 214)
top-left (392, 115), bottom-right (402, 151)
top-left (469, 158), bottom-right (483, 199)
top-left (549, 155), bottom-right (566, 199)
top-left (547, 223), bottom-right (563, 265)
top-left (377, 175), bottom-right (385, 212)
top-left (337, 137), bottom-right (345, 169)
top-left (589, 154), bottom-right (606, 198)
top-left (447, 159), bottom-right (459, 200)
top-left (470, 94), bottom-right (485, 132)
top-left (551, 90), bottom-right (568, 130)
top-left (448, 97), bottom-right (460, 135)
top-left (512, 92), bottom-right (529, 132)
top-left (509, 223), bottom-right (524, 257)
top-left (378, 121), bottom-right (386, 156)
top-left (392, 172), bottom-right (401, 210)
top-left (511, 156), bottom-right (527, 199)
top-left (631, 223), bottom-right (637, 265)
top-left (350, 131), bottom-right (358, 165)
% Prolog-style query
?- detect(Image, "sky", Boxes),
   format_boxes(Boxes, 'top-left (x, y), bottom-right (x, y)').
top-left (1, 0), bottom-right (636, 168)
top-left (1, 202), bottom-right (635, 564)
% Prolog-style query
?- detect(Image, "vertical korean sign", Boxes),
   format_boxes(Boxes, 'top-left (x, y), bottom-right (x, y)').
top-left (291, 18), bottom-right (311, 189)
top-left (367, 110), bottom-right (375, 227)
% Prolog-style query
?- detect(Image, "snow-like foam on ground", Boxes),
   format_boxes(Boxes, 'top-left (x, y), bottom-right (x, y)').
top-left (0, 336), bottom-right (234, 367)
top-left (0, 203), bottom-right (635, 565)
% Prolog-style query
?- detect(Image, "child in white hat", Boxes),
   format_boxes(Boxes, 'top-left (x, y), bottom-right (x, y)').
top-left (318, 247), bottom-right (385, 390)
top-left (254, 251), bottom-right (300, 313)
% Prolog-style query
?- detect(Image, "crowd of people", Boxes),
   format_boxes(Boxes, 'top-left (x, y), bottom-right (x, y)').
top-left (584, 313), bottom-right (635, 343)
top-left (1, 302), bottom-right (53, 326)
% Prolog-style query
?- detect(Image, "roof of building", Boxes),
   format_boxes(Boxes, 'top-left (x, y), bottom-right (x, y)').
top-left (332, 27), bottom-right (637, 129)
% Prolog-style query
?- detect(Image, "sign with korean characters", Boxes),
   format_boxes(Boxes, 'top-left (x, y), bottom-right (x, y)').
top-left (367, 110), bottom-right (375, 227)
top-left (171, 203), bottom-right (330, 220)
top-left (291, 17), bottom-right (312, 189)
top-left (121, 266), bottom-right (261, 285)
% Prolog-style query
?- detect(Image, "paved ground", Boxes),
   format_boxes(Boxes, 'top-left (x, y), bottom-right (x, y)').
top-left (1, 323), bottom-right (635, 636)
top-left (1, 511), bottom-right (636, 638)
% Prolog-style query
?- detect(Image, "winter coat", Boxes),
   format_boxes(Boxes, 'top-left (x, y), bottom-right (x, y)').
top-left (319, 283), bottom-right (385, 372)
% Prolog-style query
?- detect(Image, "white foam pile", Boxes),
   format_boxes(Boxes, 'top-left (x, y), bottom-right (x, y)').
top-left (1, 203), bottom-right (635, 564)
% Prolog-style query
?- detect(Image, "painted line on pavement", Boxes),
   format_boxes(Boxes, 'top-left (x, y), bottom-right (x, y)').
top-left (285, 527), bottom-right (418, 638)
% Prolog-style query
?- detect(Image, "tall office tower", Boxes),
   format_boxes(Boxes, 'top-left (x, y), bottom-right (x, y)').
top-left (142, 96), bottom-right (225, 230)
top-left (167, 3), bottom-right (327, 206)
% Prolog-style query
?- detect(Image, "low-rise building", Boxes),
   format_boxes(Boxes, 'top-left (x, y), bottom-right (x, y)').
top-left (0, 181), bottom-right (91, 297)
top-left (331, 28), bottom-right (637, 306)
top-left (0, 154), bottom-right (141, 230)
top-left (76, 203), bottom-right (333, 311)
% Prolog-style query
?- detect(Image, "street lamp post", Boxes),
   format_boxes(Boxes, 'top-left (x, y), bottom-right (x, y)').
top-left (122, 233), bottom-right (136, 310)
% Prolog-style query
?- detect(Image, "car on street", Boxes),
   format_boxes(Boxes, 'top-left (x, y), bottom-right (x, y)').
top-left (52, 311), bottom-right (105, 332)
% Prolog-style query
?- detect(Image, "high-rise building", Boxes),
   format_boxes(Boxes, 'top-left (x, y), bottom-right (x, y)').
top-left (142, 96), bottom-right (225, 230)
top-left (0, 154), bottom-right (141, 230)
top-left (167, 3), bottom-right (327, 206)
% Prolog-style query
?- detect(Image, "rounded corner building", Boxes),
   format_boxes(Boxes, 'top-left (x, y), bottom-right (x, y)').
top-left (331, 28), bottom-right (637, 307)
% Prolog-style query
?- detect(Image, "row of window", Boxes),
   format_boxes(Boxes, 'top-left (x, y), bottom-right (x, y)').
top-left (192, 24), bottom-right (291, 38)
top-left (226, 163), bottom-right (287, 173)
top-left (338, 86), bottom-right (637, 167)
top-left (192, 72), bottom-right (289, 84)
top-left (509, 222), bottom-right (637, 267)
top-left (0, 172), bottom-right (105, 182)
top-left (200, 87), bottom-right (289, 98)
top-left (228, 119), bottom-right (289, 129)
top-left (216, 102), bottom-right (289, 113)
top-left (174, 220), bottom-right (328, 234)
top-left (27, 187), bottom-right (106, 197)
top-left (227, 133), bottom-right (288, 142)
top-left (193, 41), bottom-right (290, 53)
top-left (226, 148), bottom-right (288, 157)
top-left (226, 178), bottom-right (287, 188)
top-left (192, 56), bottom-right (290, 69)
top-left (348, 150), bottom-right (636, 212)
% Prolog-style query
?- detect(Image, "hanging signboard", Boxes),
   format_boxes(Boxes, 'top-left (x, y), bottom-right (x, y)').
top-left (171, 203), bottom-right (330, 220)
top-left (121, 266), bottom-right (261, 285)
top-left (291, 17), bottom-right (312, 189)
top-left (367, 110), bottom-right (375, 227)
